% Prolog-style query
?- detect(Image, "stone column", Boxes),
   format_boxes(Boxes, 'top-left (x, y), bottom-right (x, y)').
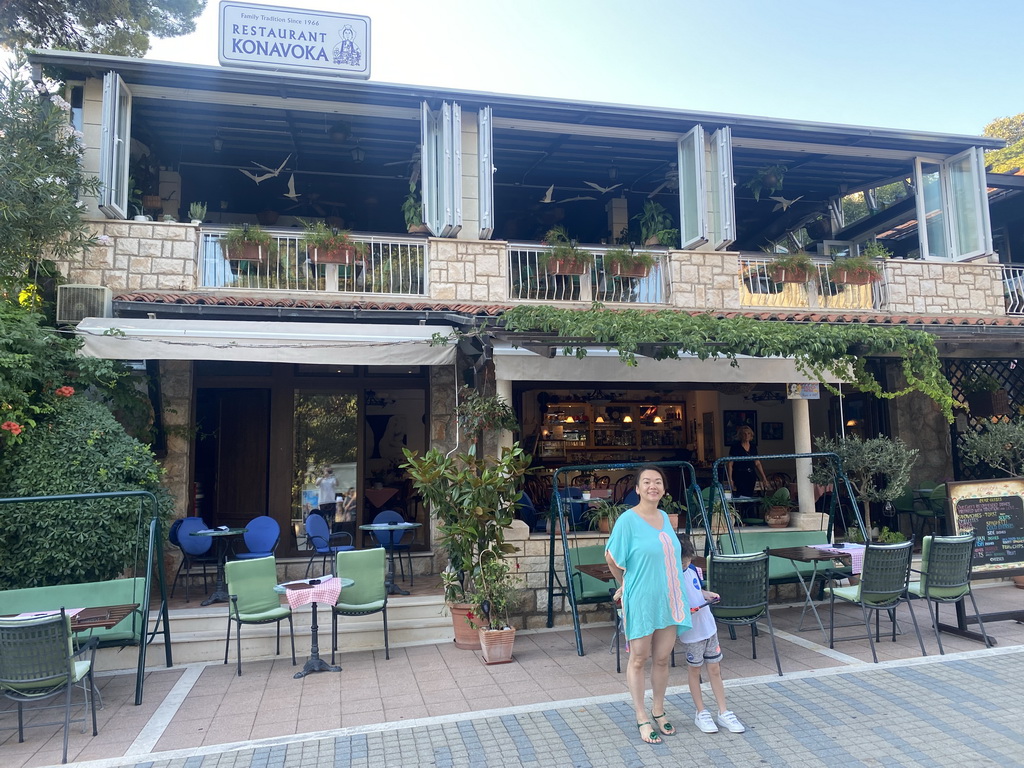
top-left (495, 377), bottom-right (514, 453)
top-left (791, 397), bottom-right (818, 527)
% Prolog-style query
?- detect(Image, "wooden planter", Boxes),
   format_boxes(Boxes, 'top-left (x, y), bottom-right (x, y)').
top-left (770, 267), bottom-right (809, 284)
top-left (479, 627), bottom-right (516, 664)
top-left (966, 389), bottom-right (1010, 419)
top-left (312, 245), bottom-right (357, 265)
top-left (608, 262), bottom-right (651, 278)
top-left (545, 258), bottom-right (589, 276)
top-left (224, 242), bottom-right (265, 262)
top-left (449, 602), bottom-right (484, 650)
top-left (835, 269), bottom-right (881, 285)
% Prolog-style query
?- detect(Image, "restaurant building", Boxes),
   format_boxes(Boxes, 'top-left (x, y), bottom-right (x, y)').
top-left (27, 24), bottom-right (1024, 571)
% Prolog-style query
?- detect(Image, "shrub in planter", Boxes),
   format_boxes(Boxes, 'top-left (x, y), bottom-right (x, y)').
top-left (221, 224), bottom-right (273, 262)
top-left (538, 226), bottom-right (594, 275)
top-left (768, 251), bottom-right (815, 284)
top-left (833, 248), bottom-right (885, 285)
top-left (301, 220), bottom-right (366, 265)
top-left (603, 247), bottom-right (656, 278)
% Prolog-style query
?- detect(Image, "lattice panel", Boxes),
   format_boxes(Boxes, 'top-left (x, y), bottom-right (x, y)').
top-left (947, 358), bottom-right (1023, 480)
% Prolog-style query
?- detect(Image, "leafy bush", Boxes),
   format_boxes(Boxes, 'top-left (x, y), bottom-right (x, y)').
top-left (960, 418), bottom-right (1024, 478)
top-left (0, 396), bottom-right (172, 588)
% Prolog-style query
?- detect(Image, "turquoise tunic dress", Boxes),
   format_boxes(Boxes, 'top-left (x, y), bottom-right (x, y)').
top-left (606, 508), bottom-right (691, 642)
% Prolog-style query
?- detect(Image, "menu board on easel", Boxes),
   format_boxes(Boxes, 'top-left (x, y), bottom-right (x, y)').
top-left (947, 478), bottom-right (1024, 577)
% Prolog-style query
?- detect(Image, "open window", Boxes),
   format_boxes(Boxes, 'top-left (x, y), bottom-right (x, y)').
top-left (421, 101), bottom-right (462, 238)
top-left (98, 71), bottom-right (132, 219)
top-left (677, 125), bottom-right (707, 250)
top-left (914, 147), bottom-right (992, 261)
top-left (708, 127), bottom-right (736, 250)
top-left (477, 106), bottom-right (494, 240)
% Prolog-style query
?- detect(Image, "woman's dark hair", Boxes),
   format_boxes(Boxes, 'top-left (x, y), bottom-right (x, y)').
top-left (679, 535), bottom-right (696, 560)
top-left (634, 464), bottom-right (666, 488)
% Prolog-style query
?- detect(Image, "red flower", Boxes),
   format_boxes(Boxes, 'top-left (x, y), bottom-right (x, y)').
top-left (466, 611), bottom-right (475, 621)
top-left (55, 386), bottom-right (75, 397)
top-left (1, 421), bottom-right (23, 436)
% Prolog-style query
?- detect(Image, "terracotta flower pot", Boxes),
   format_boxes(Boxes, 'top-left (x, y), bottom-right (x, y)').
top-left (545, 258), bottom-right (589, 276)
top-left (608, 262), bottom-right (650, 278)
top-left (835, 269), bottom-right (880, 285)
top-left (449, 602), bottom-right (483, 650)
top-left (770, 267), bottom-right (809, 284)
top-left (479, 627), bottom-right (516, 664)
top-left (312, 244), bottom-right (357, 265)
top-left (225, 242), bottom-right (265, 262)
top-left (764, 507), bottom-right (790, 527)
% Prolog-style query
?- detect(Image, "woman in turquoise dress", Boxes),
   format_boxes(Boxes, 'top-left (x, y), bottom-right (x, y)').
top-left (605, 466), bottom-right (691, 745)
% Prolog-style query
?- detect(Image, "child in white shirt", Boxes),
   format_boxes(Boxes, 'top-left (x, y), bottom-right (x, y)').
top-left (677, 537), bottom-right (746, 735)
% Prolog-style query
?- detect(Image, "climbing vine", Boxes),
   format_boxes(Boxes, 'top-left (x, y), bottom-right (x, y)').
top-left (496, 305), bottom-right (955, 421)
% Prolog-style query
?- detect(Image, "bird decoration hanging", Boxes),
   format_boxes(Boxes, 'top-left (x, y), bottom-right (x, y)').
top-left (283, 173), bottom-right (300, 201)
top-left (539, 184), bottom-right (554, 203)
top-left (239, 153), bottom-right (291, 184)
top-left (769, 195), bottom-right (803, 212)
top-left (539, 185), bottom-right (595, 204)
top-left (583, 181), bottom-right (622, 195)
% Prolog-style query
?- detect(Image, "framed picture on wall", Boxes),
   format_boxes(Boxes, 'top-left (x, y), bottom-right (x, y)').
top-left (761, 422), bottom-right (783, 441)
top-left (722, 410), bottom-right (757, 443)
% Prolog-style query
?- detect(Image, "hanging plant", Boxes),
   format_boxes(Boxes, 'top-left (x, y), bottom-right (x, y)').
top-left (746, 164), bottom-right (788, 202)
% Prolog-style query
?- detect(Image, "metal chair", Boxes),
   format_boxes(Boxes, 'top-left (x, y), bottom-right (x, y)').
top-left (332, 548), bottom-right (389, 663)
top-left (910, 485), bottom-right (947, 540)
top-left (234, 516), bottom-right (281, 560)
top-left (371, 510), bottom-right (414, 585)
top-left (170, 517), bottom-right (216, 601)
top-left (908, 534), bottom-right (991, 654)
top-left (707, 549), bottom-right (783, 676)
top-left (0, 610), bottom-right (99, 764)
top-left (612, 474), bottom-right (635, 503)
top-left (304, 513), bottom-right (355, 577)
top-left (224, 556), bottom-right (296, 676)
top-left (825, 540), bottom-right (926, 663)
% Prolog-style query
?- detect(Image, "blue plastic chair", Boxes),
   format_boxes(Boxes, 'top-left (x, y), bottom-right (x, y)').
top-left (172, 517), bottom-right (216, 602)
top-left (304, 513), bottom-right (354, 577)
top-left (235, 517), bottom-right (281, 560)
top-left (372, 510), bottom-right (414, 586)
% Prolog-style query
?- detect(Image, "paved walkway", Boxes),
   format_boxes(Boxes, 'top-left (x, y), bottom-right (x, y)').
top-left (63, 646), bottom-right (1024, 768)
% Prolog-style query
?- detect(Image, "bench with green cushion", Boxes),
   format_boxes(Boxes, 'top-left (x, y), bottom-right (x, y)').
top-left (719, 529), bottom-right (851, 585)
top-left (566, 544), bottom-right (615, 605)
top-left (0, 577), bottom-right (147, 647)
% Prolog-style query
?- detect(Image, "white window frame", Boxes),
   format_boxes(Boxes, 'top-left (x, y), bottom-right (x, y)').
top-left (98, 71), bottom-right (132, 219)
top-left (420, 101), bottom-right (462, 238)
top-left (477, 106), bottom-right (494, 240)
top-left (677, 125), bottom-right (708, 250)
top-left (708, 127), bottom-right (735, 250)
top-left (913, 147), bottom-right (991, 261)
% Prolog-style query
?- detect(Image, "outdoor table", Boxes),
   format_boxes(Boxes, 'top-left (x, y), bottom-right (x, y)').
top-left (768, 545), bottom-right (854, 640)
top-left (70, 603), bottom-right (140, 632)
top-left (191, 527), bottom-right (247, 606)
top-left (359, 522), bottom-right (421, 595)
top-left (275, 576), bottom-right (354, 678)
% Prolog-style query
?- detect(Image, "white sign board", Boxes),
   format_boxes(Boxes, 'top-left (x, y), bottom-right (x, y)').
top-left (219, 2), bottom-right (370, 79)
top-left (786, 383), bottom-right (820, 400)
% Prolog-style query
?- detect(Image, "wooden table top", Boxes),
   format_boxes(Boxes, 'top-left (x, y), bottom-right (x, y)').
top-left (70, 603), bottom-right (139, 631)
top-left (767, 546), bottom-right (852, 563)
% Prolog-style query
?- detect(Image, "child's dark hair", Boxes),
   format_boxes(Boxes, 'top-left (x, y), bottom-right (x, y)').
top-left (679, 535), bottom-right (696, 560)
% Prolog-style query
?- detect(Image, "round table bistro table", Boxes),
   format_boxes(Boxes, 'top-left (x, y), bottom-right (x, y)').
top-left (275, 576), bottom-right (354, 678)
top-left (358, 522), bottom-right (422, 595)
top-left (190, 527), bottom-right (247, 606)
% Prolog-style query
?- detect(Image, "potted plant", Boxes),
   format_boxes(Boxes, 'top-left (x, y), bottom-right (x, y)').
top-left (402, 181), bottom-right (429, 234)
top-left (538, 226), bottom-right (594, 275)
top-left (465, 553), bottom-right (521, 664)
top-left (833, 242), bottom-right (888, 285)
top-left (960, 370), bottom-right (1010, 419)
top-left (633, 200), bottom-right (677, 247)
top-left (585, 499), bottom-right (625, 533)
top-left (402, 442), bottom-right (531, 650)
top-left (746, 163), bottom-right (787, 202)
top-left (660, 492), bottom-right (685, 530)
top-left (767, 251), bottom-right (815, 284)
top-left (301, 220), bottom-right (365, 265)
top-left (760, 486), bottom-right (794, 528)
top-left (603, 247), bottom-right (657, 278)
top-left (188, 202), bottom-right (207, 225)
top-left (456, 388), bottom-right (520, 456)
top-left (960, 417), bottom-right (1024, 477)
top-left (221, 224), bottom-right (273, 262)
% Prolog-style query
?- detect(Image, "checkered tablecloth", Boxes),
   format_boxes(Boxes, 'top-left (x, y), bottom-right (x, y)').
top-left (809, 543), bottom-right (865, 574)
top-left (281, 577), bottom-right (343, 609)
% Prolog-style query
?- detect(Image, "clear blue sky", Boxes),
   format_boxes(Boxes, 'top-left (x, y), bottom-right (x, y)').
top-left (148, 0), bottom-right (1024, 137)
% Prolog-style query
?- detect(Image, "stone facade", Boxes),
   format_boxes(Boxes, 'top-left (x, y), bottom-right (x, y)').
top-left (71, 221), bottom-right (200, 292)
top-left (883, 260), bottom-right (1004, 315)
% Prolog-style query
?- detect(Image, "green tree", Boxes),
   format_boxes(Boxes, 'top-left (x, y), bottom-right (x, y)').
top-left (983, 113), bottom-right (1024, 173)
top-left (0, 0), bottom-right (205, 58)
top-left (0, 59), bottom-right (100, 287)
top-left (960, 418), bottom-right (1024, 478)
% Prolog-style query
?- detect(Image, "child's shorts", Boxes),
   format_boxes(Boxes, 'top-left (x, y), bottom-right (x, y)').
top-left (680, 632), bottom-right (723, 667)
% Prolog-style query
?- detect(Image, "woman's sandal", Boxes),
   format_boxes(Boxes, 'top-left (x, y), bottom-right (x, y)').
top-left (636, 721), bottom-right (662, 744)
top-left (652, 712), bottom-right (675, 736)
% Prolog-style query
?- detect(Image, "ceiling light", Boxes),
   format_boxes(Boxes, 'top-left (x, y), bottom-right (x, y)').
top-left (212, 135), bottom-right (223, 152)
top-left (595, 415), bottom-right (605, 423)
top-left (351, 145), bottom-right (365, 163)
top-left (623, 415), bottom-right (633, 423)
top-left (653, 416), bottom-right (663, 423)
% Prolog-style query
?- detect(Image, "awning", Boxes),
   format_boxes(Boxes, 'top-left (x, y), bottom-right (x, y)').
top-left (492, 343), bottom-right (841, 384)
top-left (75, 318), bottom-right (457, 366)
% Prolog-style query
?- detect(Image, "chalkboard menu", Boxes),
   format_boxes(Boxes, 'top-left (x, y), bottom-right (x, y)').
top-left (948, 479), bottom-right (1024, 576)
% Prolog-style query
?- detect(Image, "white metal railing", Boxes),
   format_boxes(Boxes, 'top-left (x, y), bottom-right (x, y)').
top-left (507, 244), bottom-right (668, 304)
top-left (738, 255), bottom-right (886, 310)
top-left (199, 229), bottom-right (427, 296)
top-left (1003, 265), bottom-right (1024, 315)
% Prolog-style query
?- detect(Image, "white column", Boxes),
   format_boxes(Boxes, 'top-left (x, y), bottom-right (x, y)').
top-left (792, 398), bottom-right (816, 527)
top-left (495, 378), bottom-right (513, 452)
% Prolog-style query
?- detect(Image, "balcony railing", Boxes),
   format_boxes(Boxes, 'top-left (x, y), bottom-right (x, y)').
top-left (738, 255), bottom-right (886, 310)
top-left (1003, 264), bottom-right (1024, 315)
top-left (508, 244), bottom-right (668, 304)
top-left (199, 229), bottom-right (427, 296)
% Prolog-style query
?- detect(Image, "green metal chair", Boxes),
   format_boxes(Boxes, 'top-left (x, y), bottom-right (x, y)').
top-left (910, 485), bottom-right (947, 540)
top-left (825, 540), bottom-right (926, 663)
top-left (708, 550), bottom-right (783, 676)
top-left (0, 610), bottom-right (99, 764)
top-left (224, 556), bottom-right (296, 676)
top-left (332, 548), bottom-right (389, 663)
top-left (908, 534), bottom-right (991, 654)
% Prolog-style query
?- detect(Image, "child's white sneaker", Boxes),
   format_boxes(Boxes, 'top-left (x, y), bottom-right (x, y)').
top-left (716, 710), bottom-right (746, 733)
top-left (694, 709), bottom-right (718, 733)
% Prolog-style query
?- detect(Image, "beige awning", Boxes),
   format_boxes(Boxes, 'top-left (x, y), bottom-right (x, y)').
top-left (75, 318), bottom-right (457, 366)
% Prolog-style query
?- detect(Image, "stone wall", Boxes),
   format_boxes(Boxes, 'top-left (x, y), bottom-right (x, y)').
top-left (669, 250), bottom-right (739, 311)
top-left (428, 238), bottom-right (507, 302)
top-left (883, 260), bottom-right (1004, 316)
top-left (66, 221), bottom-right (200, 292)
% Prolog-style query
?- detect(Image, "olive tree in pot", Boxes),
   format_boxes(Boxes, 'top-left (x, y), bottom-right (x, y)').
top-left (811, 434), bottom-right (918, 538)
top-left (402, 438), bottom-right (531, 650)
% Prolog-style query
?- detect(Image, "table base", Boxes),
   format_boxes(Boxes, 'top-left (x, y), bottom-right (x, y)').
top-left (294, 656), bottom-right (341, 678)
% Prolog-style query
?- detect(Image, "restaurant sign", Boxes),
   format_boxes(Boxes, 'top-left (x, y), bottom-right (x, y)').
top-left (218, 2), bottom-right (370, 79)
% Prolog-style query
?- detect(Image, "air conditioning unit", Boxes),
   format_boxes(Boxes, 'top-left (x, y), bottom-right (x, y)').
top-left (56, 285), bottom-right (112, 325)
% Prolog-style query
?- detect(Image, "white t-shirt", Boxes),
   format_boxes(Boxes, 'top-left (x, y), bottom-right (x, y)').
top-left (316, 474), bottom-right (338, 506)
top-left (678, 565), bottom-right (717, 644)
